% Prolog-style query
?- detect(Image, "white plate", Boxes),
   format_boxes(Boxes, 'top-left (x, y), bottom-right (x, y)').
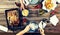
top-left (42, 0), bottom-right (57, 12)
top-left (56, 0), bottom-right (60, 3)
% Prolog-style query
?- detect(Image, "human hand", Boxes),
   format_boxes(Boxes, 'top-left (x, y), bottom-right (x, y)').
top-left (20, 4), bottom-right (25, 10)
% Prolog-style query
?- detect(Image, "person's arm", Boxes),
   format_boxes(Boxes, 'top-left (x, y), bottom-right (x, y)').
top-left (39, 28), bottom-right (45, 35)
top-left (39, 21), bottom-right (45, 35)
top-left (19, 0), bottom-right (25, 9)
top-left (16, 25), bottom-right (30, 35)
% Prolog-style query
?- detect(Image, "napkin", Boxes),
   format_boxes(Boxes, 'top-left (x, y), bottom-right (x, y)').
top-left (50, 15), bottom-right (59, 26)
top-left (0, 25), bottom-right (8, 32)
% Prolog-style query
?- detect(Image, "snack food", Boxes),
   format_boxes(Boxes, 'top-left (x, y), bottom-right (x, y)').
top-left (42, 0), bottom-right (57, 12)
top-left (22, 9), bottom-right (29, 16)
top-left (45, 0), bottom-right (53, 9)
top-left (7, 10), bottom-right (19, 25)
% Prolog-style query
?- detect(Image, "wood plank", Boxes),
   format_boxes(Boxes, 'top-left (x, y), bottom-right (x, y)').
top-left (0, 0), bottom-right (18, 2)
top-left (0, 5), bottom-right (18, 8)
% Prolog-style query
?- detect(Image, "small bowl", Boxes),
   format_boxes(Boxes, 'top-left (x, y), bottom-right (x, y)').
top-left (22, 9), bottom-right (29, 16)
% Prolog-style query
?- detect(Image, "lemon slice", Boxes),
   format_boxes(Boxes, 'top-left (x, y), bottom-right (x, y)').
top-left (22, 9), bottom-right (29, 16)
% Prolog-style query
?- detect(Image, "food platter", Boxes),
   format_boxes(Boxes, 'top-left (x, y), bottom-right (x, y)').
top-left (5, 8), bottom-right (21, 31)
top-left (42, 0), bottom-right (57, 12)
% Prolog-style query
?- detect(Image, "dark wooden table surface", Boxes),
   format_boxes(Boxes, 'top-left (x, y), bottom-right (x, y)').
top-left (0, 2), bottom-right (60, 35)
top-left (0, 32), bottom-right (60, 35)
